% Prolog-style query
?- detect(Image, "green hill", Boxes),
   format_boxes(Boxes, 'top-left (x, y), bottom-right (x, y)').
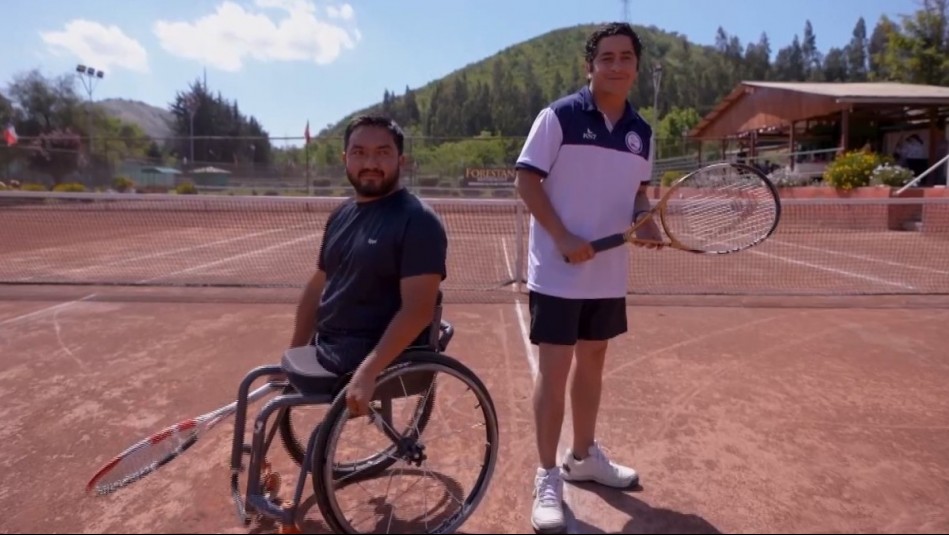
top-left (299, 13), bottom-right (914, 191)
top-left (316, 23), bottom-right (732, 141)
top-left (301, 22), bottom-right (754, 190)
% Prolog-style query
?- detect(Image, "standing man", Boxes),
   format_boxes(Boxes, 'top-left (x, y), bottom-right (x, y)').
top-left (514, 22), bottom-right (661, 533)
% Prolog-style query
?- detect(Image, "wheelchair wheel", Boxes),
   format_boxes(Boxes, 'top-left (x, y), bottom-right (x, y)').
top-left (311, 350), bottom-right (499, 534)
top-left (278, 380), bottom-right (436, 480)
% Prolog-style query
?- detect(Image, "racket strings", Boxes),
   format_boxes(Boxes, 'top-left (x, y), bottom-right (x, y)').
top-left (665, 169), bottom-right (778, 252)
top-left (91, 425), bottom-right (200, 495)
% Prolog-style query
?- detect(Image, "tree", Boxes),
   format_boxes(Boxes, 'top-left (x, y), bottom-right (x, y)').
top-left (773, 35), bottom-right (806, 81)
top-left (169, 79), bottom-right (272, 165)
top-left (801, 20), bottom-right (823, 80)
top-left (26, 129), bottom-right (82, 185)
top-left (846, 17), bottom-right (868, 81)
top-left (7, 70), bottom-right (83, 134)
top-left (822, 48), bottom-right (849, 81)
top-left (868, 15), bottom-right (898, 79)
top-left (879, 0), bottom-right (949, 85)
top-left (744, 33), bottom-right (772, 81)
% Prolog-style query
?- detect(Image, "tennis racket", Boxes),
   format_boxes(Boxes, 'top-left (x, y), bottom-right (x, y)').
top-left (85, 381), bottom-right (282, 497)
top-left (567, 162), bottom-right (780, 260)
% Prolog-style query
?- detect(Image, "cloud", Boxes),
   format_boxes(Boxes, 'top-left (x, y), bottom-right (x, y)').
top-left (153, 0), bottom-right (360, 72)
top-left (39, 20), bottom-right (149, 74)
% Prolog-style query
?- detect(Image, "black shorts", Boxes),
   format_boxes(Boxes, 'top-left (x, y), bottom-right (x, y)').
top-left (528, 291), bottom-right (627, 346)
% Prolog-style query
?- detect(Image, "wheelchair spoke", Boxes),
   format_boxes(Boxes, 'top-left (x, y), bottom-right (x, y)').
top-left (312, 353), bottom-right (499, 534)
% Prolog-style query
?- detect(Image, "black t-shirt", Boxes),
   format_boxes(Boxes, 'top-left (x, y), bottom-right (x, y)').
top-left (314, 188), bottom-right (448, 372)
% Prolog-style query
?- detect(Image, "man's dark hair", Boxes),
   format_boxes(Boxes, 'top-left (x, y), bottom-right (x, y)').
top-left (584, 22), bottom-right (643, 68)
top-left (343, 115), bottom-right (405, 155)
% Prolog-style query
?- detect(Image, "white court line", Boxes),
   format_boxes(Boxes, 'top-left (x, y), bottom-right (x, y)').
top-left (749, 249), bottom-right (916, 290)
top-left (139, 232), bottom-right (319, 284)
top-left (0, 294), bottom-right (97, 327)
top-left (60, 223), bottom-right (314, 276)
top-left (500, 237), bottom-right (537, 377)
top-left (4, 223), bottom-right (315, 283)
top-left (769, 238), bottom-right (949, 276)
top-left (500, 237), bottom-right (579, 533)
top-left (1, 227), bottom-right (319, 326)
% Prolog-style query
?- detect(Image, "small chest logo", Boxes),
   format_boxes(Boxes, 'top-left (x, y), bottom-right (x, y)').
top-left (583, 128), bottom-right (597, 141)
top-left (625, 131), bottom-right (643, 155)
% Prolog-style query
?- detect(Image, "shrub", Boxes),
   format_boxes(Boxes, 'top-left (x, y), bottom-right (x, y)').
top-left (768, 168), bottom-right (812, 187)
top-left (176, 182), bottom-right (197, 195)
top-left (53, 182), bottom-right (86, 192)
top-left (21, 183), bottom-right (48, 191)
top-left (112, 176), bottom-right (135, 192)
top-left (661, 170), bottom-right (686, 186)
top-left (823, 150), bottom-right (891, 190)
top-left (869, 163), bottom-right (914, 187)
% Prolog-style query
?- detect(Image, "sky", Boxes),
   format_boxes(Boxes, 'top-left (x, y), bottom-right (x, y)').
top-left (1, 0), bottom-right (921, 147)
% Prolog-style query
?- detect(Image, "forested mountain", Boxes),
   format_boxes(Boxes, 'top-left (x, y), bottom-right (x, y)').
top-left (316, 2), bottom-right (947, 143)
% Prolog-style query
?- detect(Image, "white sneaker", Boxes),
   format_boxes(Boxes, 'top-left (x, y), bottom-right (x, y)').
top-left (531, 466), bottom-right (565, 533)
top-left (561, 441), bottom-right (639, 489)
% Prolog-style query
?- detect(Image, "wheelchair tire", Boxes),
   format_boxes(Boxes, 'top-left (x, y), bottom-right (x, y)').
top-left (311, 350), bottom-right (499, 534)
top-left (277, 378), bottom-right (436, 480)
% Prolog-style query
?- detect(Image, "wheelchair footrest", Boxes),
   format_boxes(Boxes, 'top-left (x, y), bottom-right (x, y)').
top-left (246, 494), bottom-right (296, 525)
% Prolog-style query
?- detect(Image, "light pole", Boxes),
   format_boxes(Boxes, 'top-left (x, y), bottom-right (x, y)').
top-left (651, 62), bottom-right (663, 163)
top-left (183, 92), bottom-right (200, 166)
top-left (75, 64), bottom-right (103, 153)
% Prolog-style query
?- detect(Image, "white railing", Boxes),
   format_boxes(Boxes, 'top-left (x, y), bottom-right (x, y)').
top-left (896, 153), bottom-right (949, 195)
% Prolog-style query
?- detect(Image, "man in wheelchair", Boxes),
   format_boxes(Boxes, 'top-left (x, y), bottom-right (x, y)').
top-left (288, 114), bottom-right (449, 418)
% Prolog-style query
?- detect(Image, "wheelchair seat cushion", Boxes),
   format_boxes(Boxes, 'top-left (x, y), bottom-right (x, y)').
top-left (282, 346), bottom-right (346, 396)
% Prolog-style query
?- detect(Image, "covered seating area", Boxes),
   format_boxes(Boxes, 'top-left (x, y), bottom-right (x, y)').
top-left (686, 81), bottom-right (949, 186)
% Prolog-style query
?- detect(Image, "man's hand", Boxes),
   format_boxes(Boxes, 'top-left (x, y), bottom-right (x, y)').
top-left (557, 232), bottom-right (594, 263)
top-left (345, 367), bottom-right (376, 417)
top-left (345, 272), bottom-right (443, 417)
top-left (633, 216), bottom-right (664, 250)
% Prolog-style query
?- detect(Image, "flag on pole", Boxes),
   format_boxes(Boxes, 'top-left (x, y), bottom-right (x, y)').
top-left (3, 123), bottom-right (17, 146)
top-left (304, 120), bottom-right (311, 145)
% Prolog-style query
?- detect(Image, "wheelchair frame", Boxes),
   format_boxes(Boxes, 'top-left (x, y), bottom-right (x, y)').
top-left (227, 301), bottom-right (499, 533)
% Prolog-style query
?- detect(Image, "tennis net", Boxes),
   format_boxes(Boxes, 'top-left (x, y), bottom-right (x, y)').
top-left (1, 190), bottom-right (947, 302)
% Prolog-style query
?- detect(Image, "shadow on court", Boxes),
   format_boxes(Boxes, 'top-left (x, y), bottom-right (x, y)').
top-left (565, 483), bottom-right (722, 534)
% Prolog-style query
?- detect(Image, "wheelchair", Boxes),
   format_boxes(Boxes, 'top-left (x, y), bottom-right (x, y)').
top-left (228, 297), bottom-right (500, 534)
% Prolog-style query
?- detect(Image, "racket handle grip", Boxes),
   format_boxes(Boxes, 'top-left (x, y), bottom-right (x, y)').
top-left (590, 234), bottom-right (627, 252)
top-left (562, 233), bottom-right (627, 262)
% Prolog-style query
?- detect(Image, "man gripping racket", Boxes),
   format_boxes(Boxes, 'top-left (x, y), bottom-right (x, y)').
top-left (514, 22), bottom-right (656, 534)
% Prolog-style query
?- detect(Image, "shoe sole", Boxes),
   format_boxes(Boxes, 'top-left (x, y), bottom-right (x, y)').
top-left (531, 500), bottom-right (566, 534)
top-left (531, 519), bottom-right (567, 534)
top-left (561, 473), bottom-right (640, 489)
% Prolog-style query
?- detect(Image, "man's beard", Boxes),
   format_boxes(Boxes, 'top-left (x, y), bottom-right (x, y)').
top-left (347, 168), bottom-right (400, 198)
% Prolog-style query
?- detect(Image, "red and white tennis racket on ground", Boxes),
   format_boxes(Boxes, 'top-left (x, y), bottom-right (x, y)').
top-left (85, 381), bottom-right (281, 496)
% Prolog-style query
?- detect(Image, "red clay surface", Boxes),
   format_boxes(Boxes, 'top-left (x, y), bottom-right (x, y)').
top-left (2, 292), bottom-right (948, 534)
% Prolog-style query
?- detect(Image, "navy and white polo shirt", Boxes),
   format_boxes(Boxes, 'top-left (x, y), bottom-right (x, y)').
top-left (515, 85), bottom-right (653, 300)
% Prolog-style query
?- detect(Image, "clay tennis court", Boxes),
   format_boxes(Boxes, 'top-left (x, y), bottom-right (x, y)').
top-left (1, 192), bottom-right (948, 533)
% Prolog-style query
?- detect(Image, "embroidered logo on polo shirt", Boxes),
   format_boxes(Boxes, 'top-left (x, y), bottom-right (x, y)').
top-left (625, 131), bottom-right (643, 155)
